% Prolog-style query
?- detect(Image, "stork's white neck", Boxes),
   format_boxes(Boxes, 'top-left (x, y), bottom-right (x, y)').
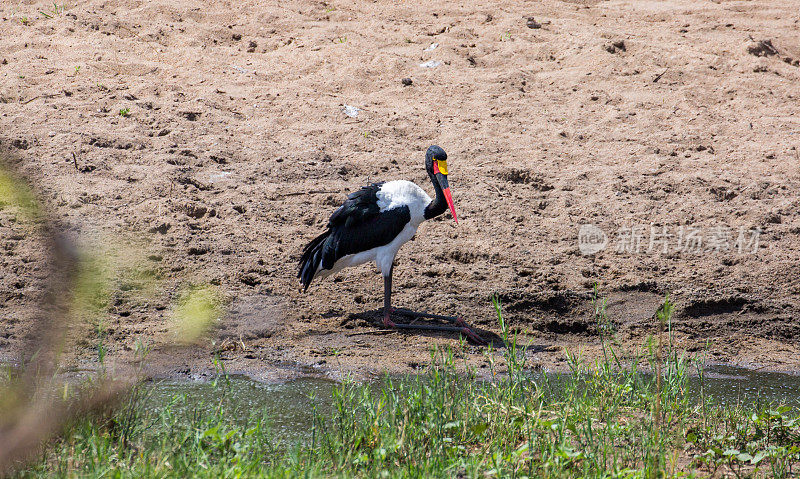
top-left (376, 180), bottom-right (432, 226)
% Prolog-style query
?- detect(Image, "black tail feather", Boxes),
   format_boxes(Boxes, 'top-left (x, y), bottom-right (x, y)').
top-left (298, 230), bottom-right (330, 291)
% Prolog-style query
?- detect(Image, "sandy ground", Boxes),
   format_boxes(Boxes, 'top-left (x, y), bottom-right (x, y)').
top-left (1, 0), bottom-right (800, 381)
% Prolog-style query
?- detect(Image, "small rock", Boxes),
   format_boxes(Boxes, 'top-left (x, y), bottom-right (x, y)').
top-left (1, 59), bottom-right (7, 65)
top-left (157, 128), bottom-right (171, 137)
top-left (148, 222), bottom-right (171, 234)
top-left (401, 77), bottom-right (413, 86)
top-left (747, 39), bottom-right (778, 57)
top-left (526, 17), bottom-right (541, 29)
top-left (247, 40), bottom-right (258, 53)
top-left (709, 186), bottom-right (737, 201)
top-left (232, 33), bottom-right (242, 41)
top-left (10, 139), bottom-right (29, 150)
top-left (184, 203), bottom-right (208, 219)
top-left (605, 40), bottom-right (626, 54)
top-left (423, 42), bottom-right (439, 51)
top-left (180, 111), bottom-right (200, 121)
top-left (466, 56), bottom-right (476, 66)
top-left (187, 245), bottom-right (210, 255)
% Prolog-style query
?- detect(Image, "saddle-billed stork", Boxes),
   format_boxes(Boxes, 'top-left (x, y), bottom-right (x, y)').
top-left (298, 145), bottom-right (485, 344)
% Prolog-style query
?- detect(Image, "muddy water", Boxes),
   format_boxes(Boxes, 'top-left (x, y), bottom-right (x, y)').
top-left (143, 366), bottom-right (800, 443)
top-left (142, 376), bottom-right (338, 444)
top-left (690, 365), bottom-right (800, 408)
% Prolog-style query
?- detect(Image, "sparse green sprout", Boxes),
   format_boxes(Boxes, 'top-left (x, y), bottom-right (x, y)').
top-left (333, 36), bottom-right (347, 44)
top-left (500, 31), bottom-right (512, 42)
top-left (40, 3), bottom-right (63, 18)
top-left (19, 16), bottom-right (29, 25)
top-left (119, 107), bottom-right (131, 117)
top-left (73, 65), bottom-right (81, 76)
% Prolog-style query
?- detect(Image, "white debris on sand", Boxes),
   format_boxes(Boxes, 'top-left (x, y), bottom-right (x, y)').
top-left (342, 105), bottom-right (361, 117)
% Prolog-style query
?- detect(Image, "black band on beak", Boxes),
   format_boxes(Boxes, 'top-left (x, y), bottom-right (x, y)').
top-left (436, 172), bottom-right (449, 190)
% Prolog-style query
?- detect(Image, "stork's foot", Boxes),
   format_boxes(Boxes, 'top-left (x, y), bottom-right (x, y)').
top-left (383, 309), bottom-right (487, 345)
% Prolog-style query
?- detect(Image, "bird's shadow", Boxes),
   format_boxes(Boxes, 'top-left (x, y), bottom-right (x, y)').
top-left (341, 309), bottom-right (545, 350)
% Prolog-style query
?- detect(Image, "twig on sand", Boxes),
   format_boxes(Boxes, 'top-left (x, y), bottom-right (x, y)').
top-left (22, 93), bottom-right (57, 105)
top-left (482, 180), bottom-right (504, 197)
top-left (276, 190), bottom-right (339, 197)
top-left (653, 67), bottom-right (669, 83)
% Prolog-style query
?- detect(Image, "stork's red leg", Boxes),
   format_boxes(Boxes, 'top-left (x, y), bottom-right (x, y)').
top-left (382, 269), bottom-right (486, 345)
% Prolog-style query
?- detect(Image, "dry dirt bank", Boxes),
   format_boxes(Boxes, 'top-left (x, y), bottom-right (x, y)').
top-left (1, 0), bottom-right (799, 380)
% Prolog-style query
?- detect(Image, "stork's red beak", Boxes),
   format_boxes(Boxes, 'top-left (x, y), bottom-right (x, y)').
top-left (434, 169), bottom-right (458, 224)
top-left (443, 187), bottom-right (458, 223)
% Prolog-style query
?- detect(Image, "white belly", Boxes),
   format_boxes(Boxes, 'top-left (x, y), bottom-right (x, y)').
top-left (315, 221), bottom-right (420, 279)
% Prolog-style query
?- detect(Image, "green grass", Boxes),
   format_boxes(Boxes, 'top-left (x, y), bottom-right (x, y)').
top-left (14, 297), bottom-right (800, 478)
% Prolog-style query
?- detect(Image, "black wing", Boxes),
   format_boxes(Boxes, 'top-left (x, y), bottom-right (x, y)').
top-left (298, 183), bottom-right (411, 290)
top-left (327, 182), bottom-right (384, 228)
